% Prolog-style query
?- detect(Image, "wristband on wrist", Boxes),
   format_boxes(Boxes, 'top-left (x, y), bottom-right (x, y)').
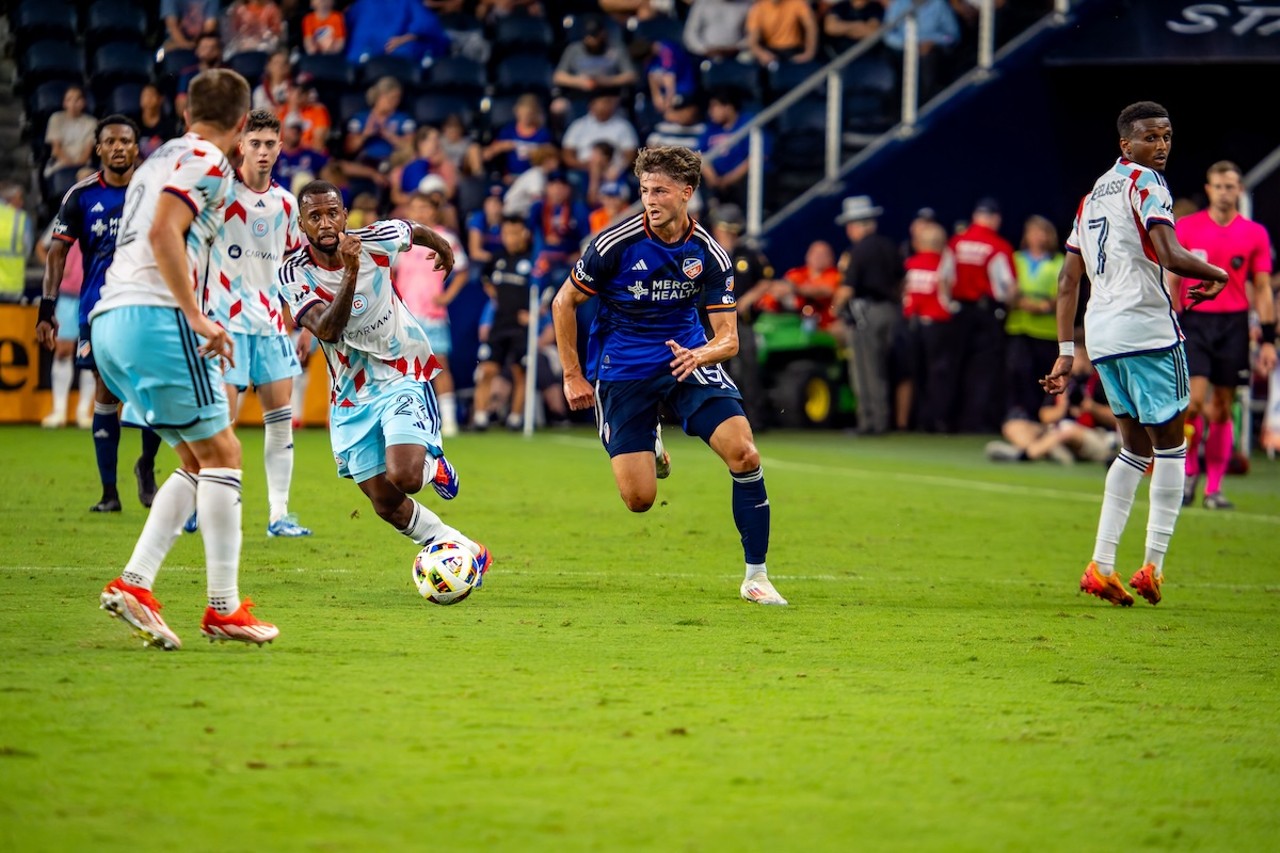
top-left (37, 297), bottom-right (56, 324)
top-left (1058, 341), bottom-right (1075, 358)
top-left (1262, 325), bottom-right (1277, 346)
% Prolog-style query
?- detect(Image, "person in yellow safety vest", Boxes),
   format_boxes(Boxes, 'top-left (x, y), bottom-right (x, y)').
top-left (0, 183), bottom-right (35, 295)
top-left (1004, 214), bottom-right (1064, 421)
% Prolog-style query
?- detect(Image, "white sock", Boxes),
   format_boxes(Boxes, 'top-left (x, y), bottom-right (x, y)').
top-left (422, 455), bottom-right (439, 485)
top-left (121, 470), bottom-right (198, 589)
top-left (440, 392), bottom-right (457, 431)
top-left (262, 406), bottom-right (294, 522)
top-left (745, 562), bottom-right (767, 580)
top-left (291, 370), bottom-right (308, 423)
top-left (1145, 442), bottom-right (1187, 576)
top-left (1092, 449), bottom-right (1150, 575)
top-left (49, 356), bottom-right (72, 418)
top-left (397, 499), bottom-right (478, 553)
top-left (76, 370), bottom-right (95, 421)
top-left (199, 468), bottom-right (243, 614)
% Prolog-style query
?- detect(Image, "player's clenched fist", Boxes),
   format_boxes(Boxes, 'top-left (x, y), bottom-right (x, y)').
top-left (563, 374), bottom-right (595, 411)
top-left (339, 233), bottom-right (362, 271)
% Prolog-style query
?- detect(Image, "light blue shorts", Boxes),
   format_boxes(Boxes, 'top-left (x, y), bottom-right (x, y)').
top-left (91, 306), bottom-right (230, 446)
top-left (1095, 345), bottom-right (1190, 426)
top-left (55, 294), bottom-right (78, 342)
top-left (223, 331), bottom-right (302, 390)
top-left (329, 381), bottom-right (443, 483)
top-left (421, 319), bottom-right (451, 357)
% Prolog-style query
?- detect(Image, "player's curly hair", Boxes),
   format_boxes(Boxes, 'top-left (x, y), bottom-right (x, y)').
top-left (94, 114), bottom-right (140, 144)
top-left (298, 180), bottom-right (343, 209)
top-left (1117, 101), bottom-right (1169, 138)
top-left (634, 146), bottom-right (702, 191)
top-left (245, 108), bottom-right (281, 135)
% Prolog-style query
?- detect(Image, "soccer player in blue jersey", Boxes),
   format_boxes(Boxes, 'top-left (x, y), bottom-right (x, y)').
top-left (551, 146), bottom-right (787, 605)
top-left (36, 115), bottom-right (164, 513)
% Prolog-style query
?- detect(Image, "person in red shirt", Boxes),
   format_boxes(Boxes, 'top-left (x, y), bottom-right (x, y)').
top-left (303, 0), bottom-right (347, 56)
top-left (782, 240), bottom-right (841, 329)
top-left (947, 197), bottom-right (1015, 432)
top-left (900, 220), bottom-right (955, 432)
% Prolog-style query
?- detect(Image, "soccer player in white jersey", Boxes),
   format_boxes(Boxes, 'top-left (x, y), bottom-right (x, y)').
top-left (279, 181), bottom-right (493, 579)
top-left (1043, 101), bottom-right (1228, 607)
top-left (203, 108), bottom-right (311, 538)
top-left (90, 69), bottom-right (279, 649)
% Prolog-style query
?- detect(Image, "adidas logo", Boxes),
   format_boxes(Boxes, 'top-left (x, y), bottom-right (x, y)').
top-left (254, 200), bottom-right (266, 208)
top-left (90, 202), bottom-right (105, 213)
top-left (93, 429), bottom-right (110, 439)
top-left (631, 259), bottom-right (648, 271)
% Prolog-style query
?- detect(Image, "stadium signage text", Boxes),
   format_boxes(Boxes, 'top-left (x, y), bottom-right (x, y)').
top-left (1166, 3), bottom-right (1280, 36)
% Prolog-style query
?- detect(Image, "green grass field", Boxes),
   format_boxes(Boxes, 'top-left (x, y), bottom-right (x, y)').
top-left (2, 424), bottom-right (1278, 851)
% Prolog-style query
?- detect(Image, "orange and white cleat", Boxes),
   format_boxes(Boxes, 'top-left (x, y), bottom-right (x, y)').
top-left (200, 599), bottom-right (279, 645)
top-left (1129, 564), bottom-right (1162, 606)
top-left (1079, 562), bottom-right (1134, 607)
top-left (100, 577), bottom-right (182, 650)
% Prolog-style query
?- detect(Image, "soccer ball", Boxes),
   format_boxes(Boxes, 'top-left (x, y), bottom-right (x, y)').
top-left (412, 540), bottom-right (480, 605)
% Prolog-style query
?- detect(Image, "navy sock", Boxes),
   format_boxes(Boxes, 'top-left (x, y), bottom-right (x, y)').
top-left (139, 428), bottom-right (161, 466)
top-left (731, 466), bottom-right (770, 565)
top-left (92, 404), bottom-right (120, 499)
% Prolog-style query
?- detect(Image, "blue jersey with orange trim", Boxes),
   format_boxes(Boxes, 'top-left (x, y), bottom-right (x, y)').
top-left (570, 213), bottom-right (735, 381)
top-left (50, 173), bottom-right (128, 325)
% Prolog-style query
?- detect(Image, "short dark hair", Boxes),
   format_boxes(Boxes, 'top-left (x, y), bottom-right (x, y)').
top-left (298, 179), bottom-right (343, 208)
top-left (1117, 101), bottom-right (1169, 138)
top-left (188, 68), bottom-right (250, 131)
top-left (634, 146), bottom-right (702, 190)
top-left (1207, 160), bottom-right (1242, 180)
top-left (245, 108), bottom-right (281, 134)
top-left (501, 214), bottom-right (528, 226)
top-left (95, 114), bottom-right (139, 144)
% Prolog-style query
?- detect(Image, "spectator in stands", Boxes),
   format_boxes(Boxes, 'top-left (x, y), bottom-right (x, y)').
top-left (414, 174), bottom-right (458, 234)
top-left (883, 0), bottom-right (959, 103)
top-left (347, 191), bottom-right (381, 228)
top-left (473, 215), bottom-right (534, 432)
top-left (278, 73), bottom-right (331, 153)
top-left (746, 0), bottom-right (819, 65)
top-left (477, 0), bottom-right (545, 24)
top-left (646, 93), bottom-right (707, 151)
top-left (345, 0), bottom-right (450, 65)
top-left (823, 0), bottom-right (885, 57)
top-left (345, 77), bottom-right (416, 167)
top-left (553, 15), bottom-right (639, 98)
top-left (589, 180), bottom-right (630, 235)
top-left (899, 219), bottom-right (956, 433)
top-left (0, 184), bottom-right (34, 297)
top-left (1004, 214), bottom-right (1063, 424)
top-left (224, 0), bottom-right (285, 58)
top-left (832, 194), bottom-right (902, 435)
top-left (637, 36), bottom-right (698, 115)
top-left (162, 0), bottom-right (219, 51)
top-left (303, 0), bottom-right (347, 56)
top-left (273, 118), bottom-right (330, 193)
top-left (438, 113), bottom-right (486, 181)
top-left (392, 127), bottom-right (458, 210)
top-left (137, 85), bottom-right (178, 162)
top-left (699, 87), bottom-right (763, 207)
top-left (467, 185), bottom-right (507, 271)
top-left (561, 93), bottom-right (639, 177)
top-left (528, 172), bottom-right (589, 292)
top-left (684, 0), bottom-right (752, 61)
top-left (176, 33), bottom-right (224, 117)
top-left (505, 145), bottom-right (559, 219)
top-left (318, 160), bottom-right (355, 207)
top-left (43, 86), bottom-right (97, 204)
top-left (947, 197), bottom-right (1014, 432)
top-left (483, 94), bottom-right (554, 183)
top-left (252, 49), bottom-right (294, 112)
top-left (784, 240), bottom-right (842, 330)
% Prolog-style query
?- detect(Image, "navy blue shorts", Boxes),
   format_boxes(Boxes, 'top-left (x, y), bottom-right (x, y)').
top-left (595, 365), bottom-right (744, 457)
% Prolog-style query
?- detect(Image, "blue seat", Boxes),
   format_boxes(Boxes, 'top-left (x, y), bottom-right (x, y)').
top-left (493, 13), bottom-right (555, 58)
top-left (629, 15), bottom-right (684, 47)
top-left (426, 57), bottom-right (487, 97)
top-left (227, 51), bottom-right (271, 85)
top-left (493, 54), bottom-right (553, 96)
top-left (105, 82), bottom-right (146, 119)
top-left (359, 54), bottom-right (423, 88)
top-left (700, 60), bottom-right (762, 101)
top-left (776, 97), bottom-right (827, 167)
top-left (13, 3), bottom-right (78, 42)
top-left (483, 93), bottom-right (524, 132)
top-left (413, 93), bottom-right (476, 129)
top-left (19, 41), bottom-right (86, 92)
top-left (767, 61), bottom-right (826, 101)
top-left (91, 43), bottom-right (154, 89)
top-left (86, 1), bottom-right (150, 51)
top-left (562, 14), bottom-right (624, 45)
top-left (842, 57), bottom-right (897, 133)
top-left (295, 52), bottom-right (355, 88)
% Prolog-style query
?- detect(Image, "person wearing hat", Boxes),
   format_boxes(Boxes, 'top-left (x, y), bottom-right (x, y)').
top-left (832, 195), bottom-right (903, 435)
top-left (417, 173), bottom-right (461, 234)
top-left (590, 180), bottom-right (631, 235)
top-left (945, 196), bottom-right (1015, 432)
top-left (552, 15), bottom-right (639, 97)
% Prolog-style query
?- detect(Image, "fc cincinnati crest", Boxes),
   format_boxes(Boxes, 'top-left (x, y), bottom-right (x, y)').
top-left (251, 218), bottom-right (269, 237)
top-left (682, 257), bottom-right (703, 278)
top-left (350, 294), bottom-right (368, 315)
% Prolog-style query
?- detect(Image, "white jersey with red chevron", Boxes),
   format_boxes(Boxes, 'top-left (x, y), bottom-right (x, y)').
top-left (205, 177), bottom-right (302, 334)
top-left (93, 132), bottom-right (235, 318)
top-left (1065, 157), bottom-right (1182, 362)
top-left (278, 219), bottom-right (441, 407)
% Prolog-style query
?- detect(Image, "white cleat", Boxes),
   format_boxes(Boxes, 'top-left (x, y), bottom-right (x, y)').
top-left (100, 580), bottom-right (182, 650)
top-left (655, 423), bottom-right (671, 480)
top-left (740, 573), bottom-right (788, 606)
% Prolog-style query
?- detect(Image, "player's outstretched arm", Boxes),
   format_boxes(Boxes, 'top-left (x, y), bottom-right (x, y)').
top-left (552, 280), bottom-right (594, 411)
top-left (1149, 224), bottom-right (1228, 303)
top-left (35, 238), bottom-right (71, 350)
top-left (151, 193), bottom-right (234, 365)
top-left (1041, 251), bottom-right (1083, 396)
top-left (667, 310), bottom-right (739, 381)
top-left (407, 221), bottom-right (455, 275)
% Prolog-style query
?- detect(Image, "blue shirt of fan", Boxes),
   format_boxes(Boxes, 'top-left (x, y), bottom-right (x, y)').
top-left (50, 174), bottom-right (126, 325)
top-left (273, 148), bottom-right (329, 187)
top-left (494, 122), bottom-right (554, 176)
top-left (570, 214), bottom-right (736, 382)
top-left (465, 209), bottom-right (504, 259)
